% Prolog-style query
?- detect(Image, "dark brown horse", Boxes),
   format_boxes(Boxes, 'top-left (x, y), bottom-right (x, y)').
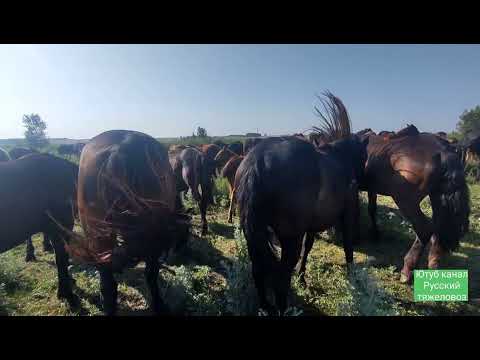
top-left (0, 150), bottom-right (53, 258)
top-left (69, 130), bottom-right (190, 315)
top-left (360, 125), bottom-right (470, 283)
top-left (214, 147), bottom-right (244, 223)
top-left (8, 147), bottom-right (38, 160)
top-left (170, 146), bottom-right (215, 235)
top-left (0, 153), bottom-right (79, 305)
top-left (236, 92), bottom-right (367, 314)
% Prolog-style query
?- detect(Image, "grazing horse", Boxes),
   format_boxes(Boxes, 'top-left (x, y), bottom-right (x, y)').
top-left (0, 154), bottom-right (79, 305)
top-left (171, 147), bottom-right (215, 235)
top-left (0, 150), bottom-right (53, 258)
top-left (70, 130), bottom-right (190, 315)
top-left (214, 147), bottom-right (244, 223)
top-left (8, 147), bottom-right (38, 160)
top-left (360, 125), bottom-right (470, 283)
top-left (236, 92), bottom-right (367, 314)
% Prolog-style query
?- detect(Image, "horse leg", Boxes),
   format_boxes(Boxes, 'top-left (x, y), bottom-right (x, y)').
top-left (199, 191), bottom-right (208, 235)
top-left (274, 234), bottom-right (303, 315)
top-left (227, 186), bottom-right (236, 223)
top-left (340, 182), bottom-right (360, 269)
top-left (246, 232), bottom-right (275, 315)
top-left (98, 266), bottom-right (118, 316)
top-left (25, 237), bottom-right (36, 262)
top-left (297, 232), bottom-right (315, 286)
top-left (43, 233), bottom-right (54, 253)
top-left (144, 258), bottom-right (169, 315)
top-left (394, 196), bottom-right (433, 284)
top-left (50, 233), bottom-right (78, 307)
top-left (368, 191), bottom-right (380, 242)
top-left (427, 233), bottom-right (443, 269)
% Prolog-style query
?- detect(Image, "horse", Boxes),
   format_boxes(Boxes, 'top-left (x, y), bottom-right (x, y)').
top-left (359, 125), bottom-right (470, 283)
top-left (8, 147), bottom-right (38, 160)
top-left (244, 137), bottom-right (265, 154)
top-left (170, 146), bottom-right (215, 235)
top-left (236, 92), bottom-right (367, 314)
top-left (0, 150), bottom-right (53, 259)
top-left (214, 147), bottom-right (245, 223)
top-left (69, 130), bottom-right (190, 315)
top-left (227, 142), bottom-right (243, 156)
top-left (0, 153), bottom-right (79, 305)
top-left (58, 143), bottom-right (85, 158)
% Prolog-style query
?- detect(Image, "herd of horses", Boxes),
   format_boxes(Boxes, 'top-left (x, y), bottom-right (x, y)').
top-left (0, 91), bottom-right (474, 315)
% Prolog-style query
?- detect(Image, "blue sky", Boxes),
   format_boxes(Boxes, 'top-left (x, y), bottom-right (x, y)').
top-left (1, 44), bottom-right (479, 139)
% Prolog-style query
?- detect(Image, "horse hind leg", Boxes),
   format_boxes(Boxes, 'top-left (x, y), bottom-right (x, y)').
top-left (25, 237), bottom-right (36, 262)
top-left (274, 234), bottom-right (303, 315)
top-left (297, 232), bottom-right (314, 286)
top-left (368, 191), bottom-right (380, 242)
top-left (144, 258), bottom-right (169, 315)
top-left (394, 196), bottom-right (434, 284)
top-left (50, 233), bottom-right (79, 307)
top-left (227, 186), bottom-right (236, 223)
top-left (42, 233), bottom-right (54, 253)
top-left (98, 266), bottom-right (118, 316)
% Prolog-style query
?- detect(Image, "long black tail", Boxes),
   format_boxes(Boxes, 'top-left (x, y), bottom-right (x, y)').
top-left (237, 153), bottom-right (278, 273)
top-left (431, 152), bottom-right (470, 252)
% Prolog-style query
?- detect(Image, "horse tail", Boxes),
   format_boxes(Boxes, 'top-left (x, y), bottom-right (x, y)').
top-left (430, 152), bottom-right (470, 252)
top-left (237, 152), bottom-right (278, 273)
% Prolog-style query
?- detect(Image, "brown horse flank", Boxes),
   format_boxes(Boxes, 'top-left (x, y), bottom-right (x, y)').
top-left (171, 146), bottom-right (216, 235)
top-left (72, 130), bottom-right (190, 315)
top-left (214, 147), bottom-right (244, 223)
top-left (236, 91), bottom-right (367, 314)
top-left (360, 125), bottom-right (470, 283)
top-left (0, 153), bottom-right (79, 305)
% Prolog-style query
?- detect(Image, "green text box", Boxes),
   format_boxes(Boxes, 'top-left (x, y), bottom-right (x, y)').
top-left (414, 270), bottom-right (468, 302)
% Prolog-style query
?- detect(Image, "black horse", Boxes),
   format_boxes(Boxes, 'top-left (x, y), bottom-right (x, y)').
top-left (0, 153), bottom-right (79, 305)
top-left (0, 149), bottom-right (53, 259)
top-left (236, 92), bottom-right (367, 314)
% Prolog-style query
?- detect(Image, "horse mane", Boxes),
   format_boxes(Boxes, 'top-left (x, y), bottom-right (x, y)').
top-left (311, 90), bottom-right (352, 143)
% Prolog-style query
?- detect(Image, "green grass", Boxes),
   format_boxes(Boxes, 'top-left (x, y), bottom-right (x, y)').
top-left (1, 181), bottom-right (479, 316)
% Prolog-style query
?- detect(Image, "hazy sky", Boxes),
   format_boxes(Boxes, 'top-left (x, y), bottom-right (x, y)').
top-left (1, 44), bottom-right (479, 139)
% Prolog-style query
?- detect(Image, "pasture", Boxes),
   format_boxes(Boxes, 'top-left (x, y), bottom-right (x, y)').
top-left (1, 170), bottom-right (479, 316)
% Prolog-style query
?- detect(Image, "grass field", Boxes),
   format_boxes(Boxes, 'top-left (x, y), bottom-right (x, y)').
top-left (1, 176), bottom-right (479, 316)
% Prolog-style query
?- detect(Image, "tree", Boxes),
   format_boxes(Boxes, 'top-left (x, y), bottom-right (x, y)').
top-left (23, 114), bottom-right (49, 149)
top-left (456, 105), bottom-right (480, 141)
top-left (196, 127), bottom-right (207, 138)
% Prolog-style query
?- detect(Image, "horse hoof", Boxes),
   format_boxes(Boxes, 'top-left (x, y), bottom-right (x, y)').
top-left (58, 291), bottom-right (80, 308)
top-left (400, 272), bottom-right (412, 284)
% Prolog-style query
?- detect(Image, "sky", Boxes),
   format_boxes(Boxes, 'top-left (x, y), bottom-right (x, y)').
top-left (0, 44), bottom-right (479, 139)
